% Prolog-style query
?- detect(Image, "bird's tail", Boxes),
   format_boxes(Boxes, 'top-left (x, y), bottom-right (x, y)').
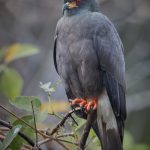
top-left (96, 94), bottom-right (123, 150)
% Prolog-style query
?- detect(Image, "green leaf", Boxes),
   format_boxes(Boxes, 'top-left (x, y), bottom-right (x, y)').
top-left (74, 118), bottom-right (86, 132)
top-left (3, 43), bottom-right (39, 63)
top-left (10, 128), bottom-right (34, 150)
top-left (89, 129), bottom-right (100, 146)
top-left (11, 116), bottom-right (34, 149)
top-left (10, 135), bottom-right (23, 150)
top-left (92, 137), bottom-right (101, 146)
top-left (0, 125), bottom-right (22, 150)
top-left (13, 115), bottom-right (33, 127)
top-left (36, 110), bottom-right (48, 123)
top-left (10, 96), bottom-right (41, 112)
top-left (0, 68), bottom-right (23, 99)
top-left (89, 128), bottom-right (96, 138)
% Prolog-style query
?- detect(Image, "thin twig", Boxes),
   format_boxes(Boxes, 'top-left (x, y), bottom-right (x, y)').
top-left (21, 144), bottom-right (32, 150)
top-left (48, 92), bottom-right (65, 121)
top-left (38, 137), bottom-right (78, 146)
top-left (48, 112), bottom-right (63, 120)
top-left (48, 92), bottom-right (55, 114)
top-left (31, 101), bottom-right (38, 148)
top-left (0, 104), bottom-right (48, 138)
top-left (50, 107), bottom-right (81, 135)
top-left (53, 138), bottom-right (78, 145)
top-left (38, 138), bottom-right (51, 146)
top-left (78, 109), bottom-right (96, 150)
top-left (56, 133), bottom-right (75, 138)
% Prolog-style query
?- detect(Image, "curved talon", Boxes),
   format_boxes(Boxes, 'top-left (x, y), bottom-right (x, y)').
top-left (71, 98), bottom-right (87, 107)
top-left (70, 98), bottom-right (97, 112)
top-left (80, 99), bottom-right (87, 107)
top-left (71, 98), bottom-right (82, 105)
top-left (85, 99), bottom-right (97, 112)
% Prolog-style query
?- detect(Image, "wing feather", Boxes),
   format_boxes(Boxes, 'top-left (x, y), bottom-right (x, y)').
top-left (53, 35), bottom-right (58, 73)
top-left (93, 15), bottom-right (127, 141)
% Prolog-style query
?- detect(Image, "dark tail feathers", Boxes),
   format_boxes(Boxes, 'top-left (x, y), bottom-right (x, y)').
top-left (93, 121), bottom-right (122, 150)
top-left (101, 123), bottom-right (123, 150)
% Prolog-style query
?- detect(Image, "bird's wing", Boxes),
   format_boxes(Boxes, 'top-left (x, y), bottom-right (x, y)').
top-left (53, 34), bottom-right (59, 74)
top-left (93, 15), bottom-right (126, 141)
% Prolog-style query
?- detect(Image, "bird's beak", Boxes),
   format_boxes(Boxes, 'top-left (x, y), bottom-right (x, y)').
top-left (63, 1), bottom-right (78, 14)
top-left (67, 1), bottom-right (78, 9)
top-left (63, 1), bottom-right (78, 11)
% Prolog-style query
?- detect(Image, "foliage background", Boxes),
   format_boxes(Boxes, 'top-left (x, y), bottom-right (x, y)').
top-left (0, 0), bottom-right (150, 149)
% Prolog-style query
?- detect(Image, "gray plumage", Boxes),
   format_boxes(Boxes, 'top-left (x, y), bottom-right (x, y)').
top-left (53, 0), bottom-right (126, 149)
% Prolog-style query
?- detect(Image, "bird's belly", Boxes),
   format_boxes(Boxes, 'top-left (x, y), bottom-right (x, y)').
top-left (57, 38), bottom-right (103, 98)
top-left (77, 62), bottom-right (103, 98)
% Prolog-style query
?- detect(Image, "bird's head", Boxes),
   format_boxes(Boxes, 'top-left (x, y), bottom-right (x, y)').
top-left (63, 0), bottom-right (81, 10)
top-left (63, 0), bottom-right (99, 15)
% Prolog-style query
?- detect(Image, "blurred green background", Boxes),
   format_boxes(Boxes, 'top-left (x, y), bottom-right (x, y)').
top-left (0, 0), bottom-right (150, 149)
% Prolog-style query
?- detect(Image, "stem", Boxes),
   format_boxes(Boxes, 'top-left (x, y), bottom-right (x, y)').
top-left (31, 101), bottom-right (38, 147)
top-left (0, 119), bottom-right (35, 147)
top-left (56, 133), bottom-right (75, 138)
top-left (0, 104), bottom-right (48, 138)
top-left (50, 108), bottom-right (80, 135)
top-left (48, 92), bottom-right (55, 114)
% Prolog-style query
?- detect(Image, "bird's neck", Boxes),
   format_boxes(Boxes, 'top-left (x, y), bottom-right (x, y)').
top-left (63, 0), bottom-right (100, 17)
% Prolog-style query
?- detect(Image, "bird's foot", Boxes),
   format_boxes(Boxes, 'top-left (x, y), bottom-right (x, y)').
top-left (85, 99), bottom-right (97, 112)
top-left (70, 98), bottom-right (97, 112)
top-left (70, 98), bottom-right (87, 107)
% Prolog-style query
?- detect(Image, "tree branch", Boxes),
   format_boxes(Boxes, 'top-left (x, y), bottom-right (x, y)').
top-left (50, 107), bottom-right (80, 135)
top-left (78, 109), bottom-right (96, 150)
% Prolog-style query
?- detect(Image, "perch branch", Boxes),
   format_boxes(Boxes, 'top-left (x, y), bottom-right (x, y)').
top-left (78, 109), bottom-right (96, 150)
top-left (50, 107), bottom-right (81, 135)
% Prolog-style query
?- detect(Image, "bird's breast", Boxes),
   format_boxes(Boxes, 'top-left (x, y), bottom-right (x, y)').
top-left (56, 34), bottom-right (103, 98)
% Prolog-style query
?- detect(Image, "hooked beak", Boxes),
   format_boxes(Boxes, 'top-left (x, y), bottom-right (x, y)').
top-left (67, 1), bottom-right (78, 9)
top-left (63, 1), bottom-right (78, 13)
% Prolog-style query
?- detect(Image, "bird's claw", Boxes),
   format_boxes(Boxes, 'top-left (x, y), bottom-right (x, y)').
top-left (70, 98), bottom-right (97, 113)
top-left (85, 99), bottom-right (97, 112)
top-left (70, 98), bottom-right (87, 107)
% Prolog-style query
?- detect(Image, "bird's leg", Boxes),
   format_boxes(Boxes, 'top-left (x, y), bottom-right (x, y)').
top-left (85, 98), bottom-right (97, 112)
top-left (70, 98), bottom-right (87, 107)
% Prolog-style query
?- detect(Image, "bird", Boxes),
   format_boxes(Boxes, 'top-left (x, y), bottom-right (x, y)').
top-left (53, 0), bottom-right (127, 150)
